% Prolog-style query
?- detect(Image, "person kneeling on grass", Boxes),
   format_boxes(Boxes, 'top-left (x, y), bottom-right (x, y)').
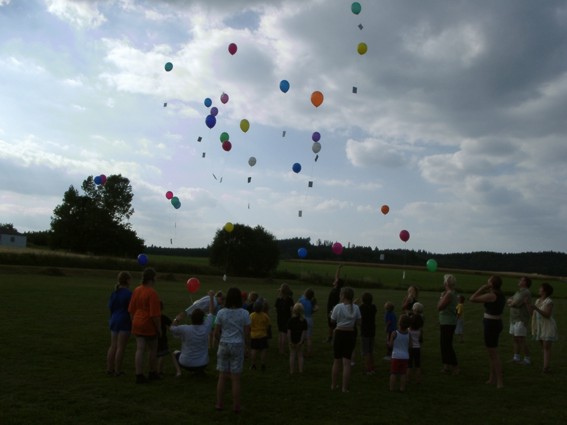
top-left (171, 290), bottom-right (216, 376)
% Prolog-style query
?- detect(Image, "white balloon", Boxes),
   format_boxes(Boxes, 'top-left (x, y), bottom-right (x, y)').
top-left (312, 142), bottom-right (321, 154)
top-left (248, 156), bottom-right (257, 167)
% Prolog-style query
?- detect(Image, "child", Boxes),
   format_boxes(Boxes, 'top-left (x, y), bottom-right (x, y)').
top-left (157, 301), bottom-right (173, 377)
top-left (530, 283), bottom-right (557, 373)
top-left (389, 314), bottom-right (412, 392)
top-left (408, 303), bottom-right (424, 384)
top-left (359, 292), bottom-right (377, 375)
top-left (249, 299), bottom-right (271, 371)
top-left (287, 303), bottom-right (308, 374)
top-left (455, 295), bottom-right (465, 343)
top-left (299, 288), bottom-right (318, 357)
top-left (106, 271), bottom-right (132, 377)
top-left (275, 284), bottom-right (294, 354)
top-left (402, 286), bottom-right (419, 314)
top-left (384, 302), bottom-right (397, 360)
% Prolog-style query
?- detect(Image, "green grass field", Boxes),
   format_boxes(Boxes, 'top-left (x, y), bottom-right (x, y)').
top-left (1, 267), bottom-right (566, 424)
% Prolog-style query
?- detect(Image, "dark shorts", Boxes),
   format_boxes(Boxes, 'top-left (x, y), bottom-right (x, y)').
top-left (250, 337), bottom-right (269, 350)
top-left (175, 352), bottom-right (207, 372)
top-left (328, 315), bottom-right (337, 329)
top-left (135, 334), bottom-right (157, 341)
top-left (391, 359), bottom-right (409, 375)
top-left (333, 330), bottom-right (356, 359)
top-left (483, 318), bottom-right (503, 348)
top-left (277, 320), bottom-right (288, 333)
top-left (361, 337), bottom-right (375, 355)
top-left (409, 347), bottom-right (421, 368)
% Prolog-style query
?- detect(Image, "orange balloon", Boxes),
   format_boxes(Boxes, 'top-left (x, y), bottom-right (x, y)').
top-left (311, 91), bottom-right (324, 108)
top-left (381, 205), bottom-right (389, 215)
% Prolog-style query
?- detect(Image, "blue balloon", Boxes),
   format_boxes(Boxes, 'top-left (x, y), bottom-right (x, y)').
top-left (205, 114), bottom-right (216, 129)
top-left (137, 253), bottom-right (148, 266)
top-left (292, 162), bottom-right (302, 173)
top-left (210, 107), bottom-right (219, 117)
top-left (94, 175), bottom-right (102, 185)
top-left (280, 79), bottom-right (290, 93)
top-left (204, 98), bottom-right (212, 107)
top-left (298, 247), bottom-right (307, 258)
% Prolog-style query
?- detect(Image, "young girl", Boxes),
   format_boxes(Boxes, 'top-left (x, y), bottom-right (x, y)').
top-left (287, 303), bottom-right (308, 374)
top-left (106, 271), bottom-right (132, 376)
top-left (530, 283), bottom-right (557, 373)
top-left (384, 302), bottom-right (397, 360)
top-left (275, 284), bottom-right (294, 354)
top-left (249, 299), bottom-right (271, 371)
top-left (330, 287), bottom-right (361, 393)
top-left (455, 295), bottom-right (465, 343)
top-left (215, 287), bottom-right (251, 413)
top-left (299, 288), bottom-right (318, 357)
top-left (389, 314), bottom-right (411, 392)
top-left (402, 286), bottom-right (418, 314)
top-left (359, 292), bottom-right (377, 375)
top-left (408, 303), bottom-right (424, 384)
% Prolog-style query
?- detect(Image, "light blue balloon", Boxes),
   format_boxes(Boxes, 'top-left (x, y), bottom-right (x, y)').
top-left (280, 80), bottom-right (290, 93)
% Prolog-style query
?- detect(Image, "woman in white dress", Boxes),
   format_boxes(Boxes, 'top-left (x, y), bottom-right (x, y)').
top-left (530, 283), bottom-right (557, 373)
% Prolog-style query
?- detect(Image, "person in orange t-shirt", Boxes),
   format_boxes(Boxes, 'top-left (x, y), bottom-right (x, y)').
top-left (128, 268), bottom-right (161, 383)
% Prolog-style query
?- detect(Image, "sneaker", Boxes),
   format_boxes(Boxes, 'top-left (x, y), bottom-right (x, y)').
top-left (136, 374), bottom-right (148, 384)
top-left (522, 358), bottom-right (531, 365)
top-left (350, 361), bottom-right (355, 367)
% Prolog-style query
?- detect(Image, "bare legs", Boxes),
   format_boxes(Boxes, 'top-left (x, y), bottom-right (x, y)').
top-left (331, 358), bottom-right (352, 392)
top-left (486, 347), bottom-right (503, 388)
top-left (216, 372), bottom-right (241, 412)
top-left (390, 373), bottom-right (407, 391)
top-left (289, 345), bottom-right (304, 374)
top-left (513, 335), bottom-right (530, 361)
top-left (541, 340), bottom-right (552, 372)
top-left (278, 332), bottom-right (287, 354)
top-left (106, 331), bottom-right (130, 374)
top-left (134, 336), bottom-right (158, 376)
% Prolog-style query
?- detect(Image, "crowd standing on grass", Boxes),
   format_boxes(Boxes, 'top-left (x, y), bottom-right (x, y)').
top-left (105, 267), bottom-right (561, 413)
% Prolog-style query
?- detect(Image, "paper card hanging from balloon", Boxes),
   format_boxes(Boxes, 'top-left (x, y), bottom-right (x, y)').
top-left (315, 155), bottom-right (319, 162)
top-left (352, 86), bottom-right (358, 94)
top-left (282, 131), bottom-right (286, 137)
top-left (163, 102), bottom-right (167, 107)
top-left (197, 136), bottom-right (202, 142)
top-left (248, 203), bottom-right (250, 209)
top-left (213, 173), bottom-right (217, 180)
top-left (202, 152), bottom-right (206, 158)
top-left (358, 24), bottom-right (363, 30)
top-left (308, 181), bottom-right (313, 188)
top-left (247, 177), bottom-right (251, 183)
top-left (298, 210), bottom-right (302, 217)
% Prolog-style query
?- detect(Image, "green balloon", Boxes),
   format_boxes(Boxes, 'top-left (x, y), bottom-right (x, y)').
top-left (426, 259), bottom-right (438, 272)
top-left (351, 2), bottom-right (361, 15)
top-left (220, 132), bottom-right (230, 143)
top-left (164, 62), bottom-right (173, 72)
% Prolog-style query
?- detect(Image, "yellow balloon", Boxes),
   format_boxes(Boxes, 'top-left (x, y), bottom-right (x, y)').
top-left (224, 222), bottom-right (234, 233)
top-left (240, 119), bottom-right (250, 133)
top-left (357, 42), bottom-right (368, 55)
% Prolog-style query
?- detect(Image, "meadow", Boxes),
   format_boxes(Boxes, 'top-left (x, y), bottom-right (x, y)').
top-left (1, 265), bottom-right (566, 425)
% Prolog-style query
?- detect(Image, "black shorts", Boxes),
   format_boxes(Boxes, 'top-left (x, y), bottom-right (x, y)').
top-left (483, 319), bottom-right (503, 348)
top-left (277, 320), bottom-right (288, 333)
top-left (175, 352), bottom-right (207, 372)
top-left (250, 337), bottom-right (269, 350)
top-left (333, 330), bottom-right (356, 359)
top-left (409, 347), bottom-right (421, 368)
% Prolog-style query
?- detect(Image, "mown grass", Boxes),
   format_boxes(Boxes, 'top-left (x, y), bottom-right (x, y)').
top-left (1, 267), bottom-right (566, 425)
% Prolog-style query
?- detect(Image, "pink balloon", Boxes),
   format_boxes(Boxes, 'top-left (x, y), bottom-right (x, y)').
top-left (220, 93), bottom-right (229, 104)
top-left (100, 174), bottom-right (107, 185)
top-left (228, 43), bottom-right (237, 55)
top-left (399, 230), bottom-right (410, 242)
top-left (186, 277), bottom-right (200, 294)
top-left (165, 191), bottom-right (173, 200)
top-left (332, 242), bottom-right (343, 255)
top-left (222, 141), bottom-right (232, 152)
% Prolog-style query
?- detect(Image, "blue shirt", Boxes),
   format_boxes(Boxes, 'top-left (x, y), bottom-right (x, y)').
top-left (108, 287), bottom-right (132, 332)
top-left (385, 310), bottom-right (397, 334)
top-left (299, 296), bottom-right (314, 318)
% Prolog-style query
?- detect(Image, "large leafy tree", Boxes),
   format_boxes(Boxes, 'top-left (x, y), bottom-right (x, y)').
top-left (209, 224), bottom-right (280, 277)
top-left (50, 175), bottom-right (144, 256)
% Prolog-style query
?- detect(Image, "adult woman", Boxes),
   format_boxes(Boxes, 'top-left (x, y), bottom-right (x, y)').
top-left (470, 275), bottom-right (505, 388)
top-left (275, 283), bottom-right (294, 354)
top-left (128, 268), bottom-right (161, 383)
top-left (330, 287), bottom-right (361, 393)
top-left (437, 274), bottom-right (459, 375)
top-left (402, 285), bottom-right (418, 314)
top-left (171, 290), bottom-right (216, 376)
top-left (326, 265), bottom-right (344, 343)
top-left (530, 283), bottom-right (557, 373)
top-left (215, 287), bottom-right (251, 413)
top-left (106, 271), bottom-right (132, 376)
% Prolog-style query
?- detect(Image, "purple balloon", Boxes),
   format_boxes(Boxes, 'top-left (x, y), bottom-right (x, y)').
top-left (312, 132), bottom-right (321, 142)
top-left (210, 107), bottom-right (219, 117)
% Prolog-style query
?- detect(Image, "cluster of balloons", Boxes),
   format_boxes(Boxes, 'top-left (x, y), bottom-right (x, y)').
top-left (165, 190), bottom-right (181, 209)
top-left (186, 277), bottom-right (201, 293)
top-left (137, 253), bottom-right (148, 266)
top-left (94, 174), bottom-right (107, 186)
top-left (312, 131), bottom-right (322, 154)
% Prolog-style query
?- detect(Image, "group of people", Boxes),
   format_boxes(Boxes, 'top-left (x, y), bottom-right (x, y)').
top-left (106, 267), bottom-right (559, 413)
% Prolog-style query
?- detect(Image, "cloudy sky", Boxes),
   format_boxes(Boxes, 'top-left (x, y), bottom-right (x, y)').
top-left (1, 0), bottom-right (566, 254)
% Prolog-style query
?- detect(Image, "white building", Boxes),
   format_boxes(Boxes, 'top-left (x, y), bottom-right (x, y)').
top-left (0, 233), bottom-right (27, 248)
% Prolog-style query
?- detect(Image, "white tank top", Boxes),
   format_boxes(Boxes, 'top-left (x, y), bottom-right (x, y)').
top-left (392, 330), bottom-right (410, 360)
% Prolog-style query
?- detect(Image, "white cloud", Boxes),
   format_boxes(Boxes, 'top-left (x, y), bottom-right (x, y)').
top-left (0, 0), bottom-right (11, 6)
top-left (346, 138), bottom-right (411, 168)
top-left (45, 0), bottom-right (107, 29)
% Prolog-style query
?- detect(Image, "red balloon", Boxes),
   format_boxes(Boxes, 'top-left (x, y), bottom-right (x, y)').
top-left (332, 242), bottom-right (343, 255)
top-left (186, 277), bottom-right (200, 294)
top-left (399, 230), bottom-right (410, 243)
top-left (222, 141), bottom-right (232, 152)
top-left (381, 205), bottom-right (389, 215)
top-left (165, 191), bottom-right (173, 200)
top-left (220, 93), bottom-right (229, 104)
top-left (228, 43), bottom-right (237, 55)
